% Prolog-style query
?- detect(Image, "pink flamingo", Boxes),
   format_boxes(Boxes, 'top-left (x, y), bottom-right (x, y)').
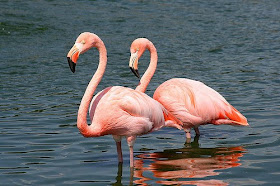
top-left (129, 38), bottom-right (249, 139)
top-left (66, 32), bottom-right (181, 167)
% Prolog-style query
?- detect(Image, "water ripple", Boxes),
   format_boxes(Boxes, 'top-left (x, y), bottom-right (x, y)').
top-left (1, 0), bottom-right (280, 185)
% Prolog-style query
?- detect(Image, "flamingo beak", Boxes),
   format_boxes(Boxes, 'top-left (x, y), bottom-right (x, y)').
top-left (129, 51), bottom-right (140, 78)
top-left (67, 44), bottom-right (81, 73)
top-left (67, 57), bottom-right (76, 73)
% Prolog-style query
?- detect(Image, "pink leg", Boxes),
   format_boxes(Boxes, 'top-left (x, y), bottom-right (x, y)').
top-left (129, 145), bottom-right (134, 168)
top-left (127, 136), bottom-right (136, 168)
top-left (116, 141), bottom-right (123, 163)
top-left (113, 135), bottom-right (123, 163)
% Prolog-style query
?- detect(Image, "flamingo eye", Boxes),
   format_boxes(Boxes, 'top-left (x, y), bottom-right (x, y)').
top-left (81, 40), bottom-right (85, 44)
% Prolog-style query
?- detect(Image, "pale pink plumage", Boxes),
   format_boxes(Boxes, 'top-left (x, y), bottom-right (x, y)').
top-left (66, 32), bottom-right (181, 167)
top-left (154, 78), bottom-right (248, 137)
top-left (88, 86), bottom-right (173, 137)
top-left (129, 38), bottom-right (248, 139)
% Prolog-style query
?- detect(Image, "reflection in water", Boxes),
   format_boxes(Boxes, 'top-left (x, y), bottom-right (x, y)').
top-left (133, 136), bottom-right (247, 186)
top-left (112, 163), bottom-right (123, 186)
top-left (112, 163), bottom-right (134, 186)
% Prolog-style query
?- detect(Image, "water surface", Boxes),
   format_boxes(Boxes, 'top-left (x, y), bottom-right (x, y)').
top-left (1, 0), bottom-right (280, 185)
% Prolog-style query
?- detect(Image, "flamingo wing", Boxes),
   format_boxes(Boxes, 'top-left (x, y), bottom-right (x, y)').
top-left (89, 86), bottom-right (181, 137)
top-left (119, 89), bottom-right (182, 131)
top-left (89, 87), bottom-right (113, 122)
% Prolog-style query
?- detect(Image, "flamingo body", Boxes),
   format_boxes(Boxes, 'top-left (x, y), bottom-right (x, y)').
top-left (88, 86), bottom-right (171, 138)
top-left (129, 38), bottom-right (248, 139)
top-left (153, 78), bottom-right (248, 131)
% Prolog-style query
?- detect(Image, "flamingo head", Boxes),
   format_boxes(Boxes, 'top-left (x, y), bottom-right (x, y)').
top-left (129, 38), bottom-right (151, 78)
top-left (67, 32), bottom-right (101, 73)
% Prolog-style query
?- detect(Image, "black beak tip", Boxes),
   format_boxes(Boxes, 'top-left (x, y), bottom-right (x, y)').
top-left (135, 70), bottom-right (140, 79)
top-left (130, 67), bottom-right (140, 79)
top-left (67, 57), bottom-right (76, 73)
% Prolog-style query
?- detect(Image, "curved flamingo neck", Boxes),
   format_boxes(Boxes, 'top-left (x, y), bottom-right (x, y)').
top-left (77, 39), bottom-right (107, 137)
top-left (135, 42), bottom-right (158, 93)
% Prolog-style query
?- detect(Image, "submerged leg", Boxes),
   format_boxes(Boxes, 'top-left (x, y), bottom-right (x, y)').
top-left (130, 166), bottom-right (134, 185)
top-left (113, 135), bottom-right (123, 163)
top-left (115, 162), bottom-right (123, 185)
top-left (184, 129), bottom-right (191, 143)
top-left (127, 136), bottom-right (136, 168)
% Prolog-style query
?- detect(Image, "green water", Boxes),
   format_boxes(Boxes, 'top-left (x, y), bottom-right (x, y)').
top-left (1, 0), bottom-right (280, 185)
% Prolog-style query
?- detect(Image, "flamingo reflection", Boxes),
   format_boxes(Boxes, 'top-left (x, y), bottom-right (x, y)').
top-left (134, 136), bottom-right (246, 185)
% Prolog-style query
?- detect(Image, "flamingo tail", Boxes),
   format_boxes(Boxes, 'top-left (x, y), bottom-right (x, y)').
top-left (213, 105), bottom-right (249, 126)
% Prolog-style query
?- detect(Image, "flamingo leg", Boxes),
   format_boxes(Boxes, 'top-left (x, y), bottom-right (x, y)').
top-left (127, 136), bottom-right (136, 168)
top-left (116, 141), bottom-right (123, 163)
top-left (113, 135), bottom-right (123, 163)
top-left (115, 162), bottom-right (123, 185)
top-left (184, 128), bottom-right (191, 139)
top-left (194, 127), bottom-right (200, 136)
top-left (130, 166), bottom-right (134, 184)
top-left (129, 145), bottom-right (134, 168)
